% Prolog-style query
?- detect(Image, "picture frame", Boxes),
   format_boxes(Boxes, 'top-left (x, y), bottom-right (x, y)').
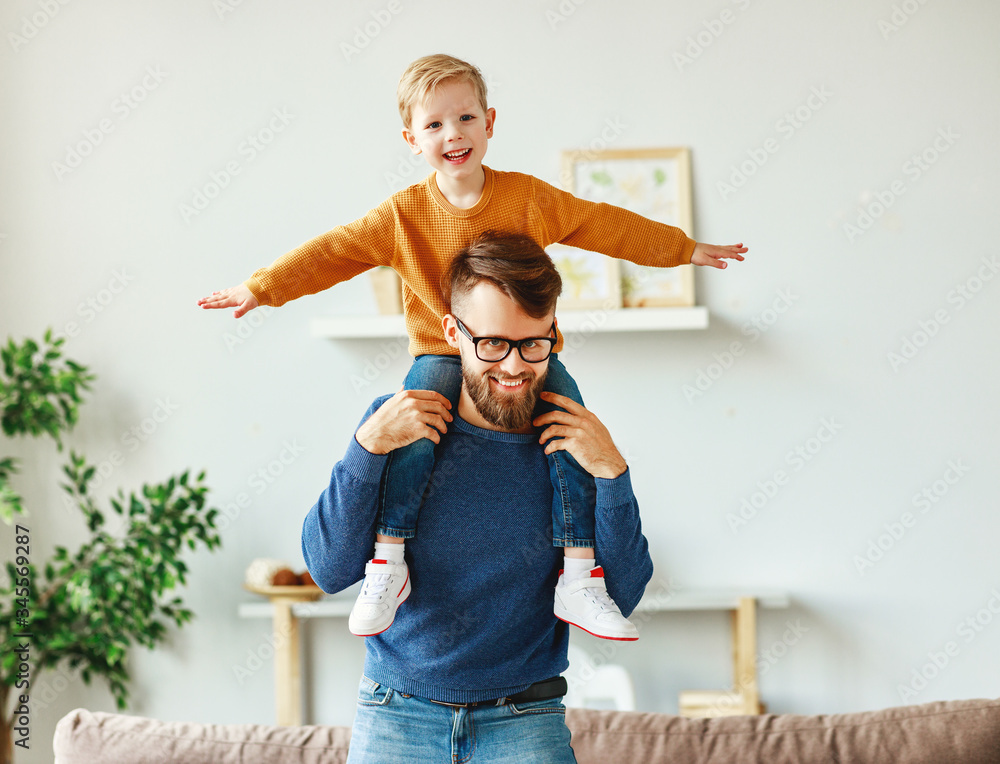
top-left (547, 242), bottom-right (622, 311)
top-left (561, 147), bottom-right (696, 307)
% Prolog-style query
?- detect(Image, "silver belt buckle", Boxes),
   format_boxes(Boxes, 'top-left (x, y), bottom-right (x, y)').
top-left (429, 698), bottom-right (505, 708)
top-left (430, 699), bottom-right (469, 708)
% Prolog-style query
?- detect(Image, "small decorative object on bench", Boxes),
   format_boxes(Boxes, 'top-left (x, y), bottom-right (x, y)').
top-left (243, 558), bottom-right (321, 597)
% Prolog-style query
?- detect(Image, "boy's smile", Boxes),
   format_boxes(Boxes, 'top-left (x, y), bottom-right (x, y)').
top-left (402, 79), bottom-right (495, 207)
top-left (443, 148), bottom-right (472, 164)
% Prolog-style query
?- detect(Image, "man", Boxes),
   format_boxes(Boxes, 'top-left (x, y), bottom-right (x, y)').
top-left (302, 231), bottom-right (653, 762)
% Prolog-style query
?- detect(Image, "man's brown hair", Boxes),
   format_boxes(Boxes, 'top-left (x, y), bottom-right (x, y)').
top-left (397, 54), bottom-right (489, 129)
top-left (444, 231), bottom-right (562, 319)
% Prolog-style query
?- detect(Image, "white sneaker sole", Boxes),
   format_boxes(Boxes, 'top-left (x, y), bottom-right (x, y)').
top-left (553, 602), bottom-right (639, 641)
top-left (349, 576), bottom-right (412, 637)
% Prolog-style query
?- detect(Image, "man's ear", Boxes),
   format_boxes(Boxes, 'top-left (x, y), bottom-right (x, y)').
top-left (402, 127), bottom-right (421, 155)
top-left (443, 314), bottom-right (461, 349)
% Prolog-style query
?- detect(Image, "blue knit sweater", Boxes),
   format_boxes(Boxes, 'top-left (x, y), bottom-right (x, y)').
top-left (302, 395), bottom-right (653, 704)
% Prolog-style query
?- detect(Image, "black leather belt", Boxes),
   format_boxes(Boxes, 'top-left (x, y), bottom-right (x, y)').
top-left (429, 676), bottom-right (568, 709)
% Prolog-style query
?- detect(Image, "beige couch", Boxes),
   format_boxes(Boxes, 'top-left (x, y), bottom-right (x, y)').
top-left (54, 698), bottom-right (1000, 763)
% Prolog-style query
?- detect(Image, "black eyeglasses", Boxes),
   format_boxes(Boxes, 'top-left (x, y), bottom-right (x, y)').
top-left (454, 316), bottom-right (556, 363)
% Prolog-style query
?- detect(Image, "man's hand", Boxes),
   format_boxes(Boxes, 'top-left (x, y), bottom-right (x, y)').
top-left (690, 242), bottom-right (748, 269)
top-left (533, 393), bottom-right (627, 479)
top-left (355, 389), bottom-right (453, 455)
top-left (197, 284), bottom-right (260, 318)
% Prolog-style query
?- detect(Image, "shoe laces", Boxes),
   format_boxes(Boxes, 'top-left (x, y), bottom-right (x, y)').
top-left (581, 580), bottom-right (617, 614)
top-left (359, 572), bottom-right (391, 604)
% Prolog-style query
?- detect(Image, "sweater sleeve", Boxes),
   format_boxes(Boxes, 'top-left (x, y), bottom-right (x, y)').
top-left (592, 468), bottom-right (654, 617)
top-left (531, 176), bottom-right (696, 268)
top-left (245, 199), bottom-right (399, 307)
top-left (301, 399), bottom-right (390, 594)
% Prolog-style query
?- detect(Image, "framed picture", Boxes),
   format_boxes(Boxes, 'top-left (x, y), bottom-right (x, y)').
top-left (561, 147), bottom-right (696, 307)
top-left (547, 243), bottom-right (622, 311)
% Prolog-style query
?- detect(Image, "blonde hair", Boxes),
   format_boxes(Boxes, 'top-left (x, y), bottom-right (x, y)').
top-left (397, 54), bottom-right (488, 128)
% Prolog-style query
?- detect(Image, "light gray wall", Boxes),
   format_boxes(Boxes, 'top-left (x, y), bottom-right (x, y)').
top-left (2, 0), bottom-right (998, 759)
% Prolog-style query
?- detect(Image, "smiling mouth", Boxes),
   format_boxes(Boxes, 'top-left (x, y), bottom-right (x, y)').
top-left (444, 148), bottom-right (472, 162)
top-left (490, 375), bottom-right (528, 391)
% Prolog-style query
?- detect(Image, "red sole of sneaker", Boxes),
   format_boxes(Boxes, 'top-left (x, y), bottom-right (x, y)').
top-left (555, 615), bottom-right (639, 641)
top-left (350, 581), bottom-right (411, 637)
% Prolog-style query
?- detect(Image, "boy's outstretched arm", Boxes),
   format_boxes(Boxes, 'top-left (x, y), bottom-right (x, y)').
top-left (197, 283), bottom-right (259, 318)
top-left (691, 242), bottom-right (748, 269)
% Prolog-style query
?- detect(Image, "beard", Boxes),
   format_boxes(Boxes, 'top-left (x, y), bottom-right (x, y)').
top-left (462, 362), bottom-right (548, 431)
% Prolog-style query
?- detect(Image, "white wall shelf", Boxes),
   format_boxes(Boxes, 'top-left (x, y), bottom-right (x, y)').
top-left (238, 587), bottom-right (788, 724)
top-left (237, 587), bottom-right (787, 621)
top-left (311, 306), bottom-right (708, 339)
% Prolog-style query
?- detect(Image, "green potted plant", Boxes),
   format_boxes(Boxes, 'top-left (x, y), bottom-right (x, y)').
top-left (0, 331), bottom-right (221, 764)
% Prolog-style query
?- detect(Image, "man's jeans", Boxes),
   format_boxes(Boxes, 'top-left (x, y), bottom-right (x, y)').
top-left (346, 675), bottom-right (578, 763)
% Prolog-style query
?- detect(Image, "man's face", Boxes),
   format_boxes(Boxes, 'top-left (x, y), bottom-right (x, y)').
top-left (445, 283), bottom-right (554, 433)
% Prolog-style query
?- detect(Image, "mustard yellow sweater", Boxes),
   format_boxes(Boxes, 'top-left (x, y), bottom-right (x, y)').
top-left (246, 166), bottom-right (695, 357)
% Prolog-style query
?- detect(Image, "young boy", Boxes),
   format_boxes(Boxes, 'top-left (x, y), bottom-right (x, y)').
top-left (199, 54), bottom-right (746, 641)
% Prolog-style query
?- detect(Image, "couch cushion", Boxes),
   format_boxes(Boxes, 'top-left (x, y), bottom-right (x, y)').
top-left (54, 700), bottom-right (1000, 763)
top-left (566, 699), bottom-right (1000, 764)
top-left (53, 708), bottom-right (352, 764)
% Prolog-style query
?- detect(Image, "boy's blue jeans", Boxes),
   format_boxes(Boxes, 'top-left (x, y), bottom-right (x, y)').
top-left (347, 675), bottom-right (577, 763)
top-left (378, 353), bottom-right (597, 547)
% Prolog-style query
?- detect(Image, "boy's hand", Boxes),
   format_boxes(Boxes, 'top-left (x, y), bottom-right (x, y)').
top-left (691, 242), bottom-right (748, 269)
top-left (355, 389), bottom-right (453, 455)
top-left (533, 392), bottom-right (627, 479)
top-left (197, 284), bottom-right (259, 318)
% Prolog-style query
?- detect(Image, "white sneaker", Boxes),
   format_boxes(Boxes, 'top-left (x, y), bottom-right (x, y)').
top-left (553, 567), bottom-right (639, 641)
top-left (349, 559), bottom-right (411, 637)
